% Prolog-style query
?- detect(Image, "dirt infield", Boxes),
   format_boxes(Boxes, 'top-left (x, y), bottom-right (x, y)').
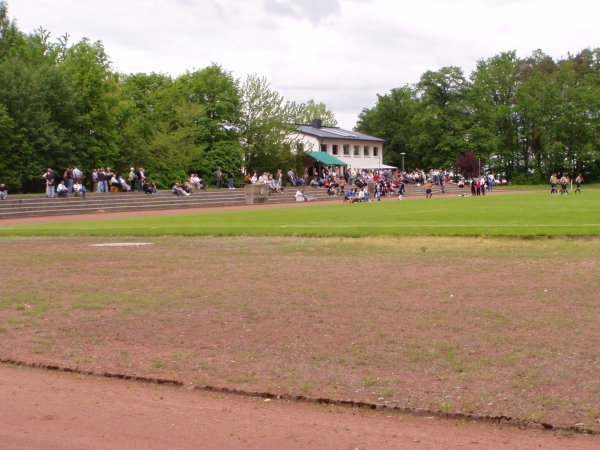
top-left (2, 236), bottom-right (600, 427)
top-left (2, 364), bottom-right (597, 449)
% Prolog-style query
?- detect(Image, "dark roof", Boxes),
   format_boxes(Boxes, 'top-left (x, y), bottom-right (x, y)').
top-left (296, 125), bottom-right (386, 143)
top-left (303, 152), bottom-right (348, 166)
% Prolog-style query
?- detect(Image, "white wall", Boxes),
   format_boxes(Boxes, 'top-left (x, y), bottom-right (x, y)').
top-left (291, 132), bottom-right (384, 170)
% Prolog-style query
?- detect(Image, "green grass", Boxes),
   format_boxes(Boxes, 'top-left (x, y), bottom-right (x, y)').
top-left (1, 191), bottom-right (599, 236)
top-left (495, 183), bottom-right (600, 191)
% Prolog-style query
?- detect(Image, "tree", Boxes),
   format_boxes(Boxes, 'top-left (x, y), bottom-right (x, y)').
top-left (455, 150), bottom-right (480, 178)
top-left (355, 85), bottom-right (418, 169)
top-left (0, 35), bottom-right (81, 191)
top-left (112, 72), bottom-right (172, 173)
top-left (0, 1), bottom-right (21, 58)
top-left (468, 51), bottom-right (520, 175)
top-left (202, 141), bottom-right (244, 185)
top-left (411, 66), bottom-right (471, 169)
top-left (175, 64), bottom-right (241, 152)
top-left (294, 99), bottom-right (337, 126)
top-left (60, 38), bottom-right (119, 170)
top-left (238, 74), bottom-right (300, 174)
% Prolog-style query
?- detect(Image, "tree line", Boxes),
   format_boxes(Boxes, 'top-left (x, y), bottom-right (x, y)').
top-left (0, 2), bottom-right (336, 192)
top-left (355, 49), bottom-right (600, 183)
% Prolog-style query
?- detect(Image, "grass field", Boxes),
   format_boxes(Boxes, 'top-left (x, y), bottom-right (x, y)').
top-left (495, 183), bottom-right (600, 191)
top-left (1, 191), bottom-right (600, 236)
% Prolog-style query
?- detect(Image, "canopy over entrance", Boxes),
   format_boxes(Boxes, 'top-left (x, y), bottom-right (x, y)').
top-left (302, 151), bottom-right (348, 166)
top-left (302, 151), bottom-right (348, 180)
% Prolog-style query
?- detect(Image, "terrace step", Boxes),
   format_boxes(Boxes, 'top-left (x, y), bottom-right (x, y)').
top-left (0, 183), bottom-right (473, 219)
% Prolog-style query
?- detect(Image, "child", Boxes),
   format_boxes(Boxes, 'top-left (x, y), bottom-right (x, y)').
top-left (575, 173), bottom-right (583, 194)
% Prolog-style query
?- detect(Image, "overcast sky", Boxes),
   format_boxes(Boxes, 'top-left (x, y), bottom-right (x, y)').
top-left (10, 0), bottom-right (600, 129)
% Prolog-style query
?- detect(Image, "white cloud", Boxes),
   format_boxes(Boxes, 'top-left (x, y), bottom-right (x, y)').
top-left (8, 0), bottom-right (600, 129)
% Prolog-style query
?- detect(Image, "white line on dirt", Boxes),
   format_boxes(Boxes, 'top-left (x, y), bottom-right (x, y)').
top-left (90, 243), bottom-right (154, 247)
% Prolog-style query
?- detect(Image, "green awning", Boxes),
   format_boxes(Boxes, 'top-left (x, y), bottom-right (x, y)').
top-left (305, 151), bottom-right (348, 166)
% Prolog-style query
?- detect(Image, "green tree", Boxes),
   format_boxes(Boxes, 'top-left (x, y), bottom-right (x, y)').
top-left (294, 99), bottom-right (337, 126)
top-left (175, 64), bottom-right (241, 152)
top-left (0, 0), bottom-right (21, 58)
top-left (202, 141), bottom-right (244, 185)
top-left (468, 51), bottom-right (521, 175)
top-left (355, 85), bottom-right (418, 169)
top-left (239, 74), bottom-right (300, 174)
top-left (60, 38), bottom-right (119, 170)
top-left (411, 66), bottom-right (471, 169)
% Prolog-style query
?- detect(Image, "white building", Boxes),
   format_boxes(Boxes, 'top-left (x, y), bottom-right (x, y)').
top-left (292, 120), bottom-right (387, 174)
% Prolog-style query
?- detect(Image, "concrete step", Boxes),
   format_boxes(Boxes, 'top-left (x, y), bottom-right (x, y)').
top-left (0, 184), bottom-right (473, 219)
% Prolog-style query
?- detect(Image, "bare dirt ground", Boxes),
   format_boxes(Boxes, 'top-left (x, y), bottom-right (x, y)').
top-left (1, 364), bottom-right (597, 449)
top-left (2, 236), bottom-right (599, 427)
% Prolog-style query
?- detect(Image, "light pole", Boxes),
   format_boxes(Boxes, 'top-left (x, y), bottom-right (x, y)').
top-left (400, 152), bottom-right (406, 173)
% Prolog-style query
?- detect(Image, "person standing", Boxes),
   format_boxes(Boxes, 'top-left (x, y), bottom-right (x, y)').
top-left (215, 167), bottom-right (222, 189)
top-left (136, 167), bottom-right (146, 192)
top-left (128, 167), bottom-right (137, 191)
top-left (0, 183), bottom-right (7, 200)
top-left (550, 173), bottom-right (558, 195)
top-left (92, 168), bottom-right (98, 193)
top-left (425, 180), bottom-right (433, 198)
top-left (44, 169), bottom-right (56, 198)
top-left (65, 167), bottom-right (74, 192)
top-left (96, 168), bottom-right (106, 193)
top-left (575, 173), bottom-right (583, 193)
top-left (73, 166), bottom-right (82, 184)
top-left (227, 169), bottom-right (235, 189)
top-left (559, 174), bottom-right (569, 195)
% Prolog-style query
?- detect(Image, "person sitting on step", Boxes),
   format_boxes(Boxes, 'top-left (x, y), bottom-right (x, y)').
top-left (57, 180), bottom-right (69, 198)
top-left (172, 183), bottom-right (189, 197)
top-left (73, 181), bottom-right (86, 198)
top-left (182, 182), bottom-right (194, 195)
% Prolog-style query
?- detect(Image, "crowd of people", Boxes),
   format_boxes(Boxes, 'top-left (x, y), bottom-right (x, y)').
top-left (550, 173), bottom-right (584, 195)
top-left (244, 169), bottom-right (286, 195)
top-left (1, 164), bottom-right (588, 202)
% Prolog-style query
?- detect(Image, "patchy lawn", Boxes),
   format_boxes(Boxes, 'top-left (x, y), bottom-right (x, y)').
top-left (1, 235), bottom-right (599, 429)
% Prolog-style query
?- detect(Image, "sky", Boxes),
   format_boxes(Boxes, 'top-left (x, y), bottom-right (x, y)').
top-left (9, 0), bottom-right (600, 129)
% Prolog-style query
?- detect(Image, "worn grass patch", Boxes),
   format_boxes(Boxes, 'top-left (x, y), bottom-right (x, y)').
top-left (1, 235), bottom-right (599, 428)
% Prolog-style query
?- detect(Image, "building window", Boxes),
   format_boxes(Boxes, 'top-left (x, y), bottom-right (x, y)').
top-left (321, 143), bottom-right (327, 153)
top-left (363, 145), bottom-right (370, 156)
top-left (373, 146), bottom-right (379, 157)
top-left (343, 145), bottom-right (350, 156)
top-left (332, 144), bottom-right (338, 156)
top-left (353, 145), bottom-right (360, 156)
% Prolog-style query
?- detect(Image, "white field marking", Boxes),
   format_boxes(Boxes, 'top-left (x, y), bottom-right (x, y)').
top-left (90, 243), bottom-right (154, 247)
